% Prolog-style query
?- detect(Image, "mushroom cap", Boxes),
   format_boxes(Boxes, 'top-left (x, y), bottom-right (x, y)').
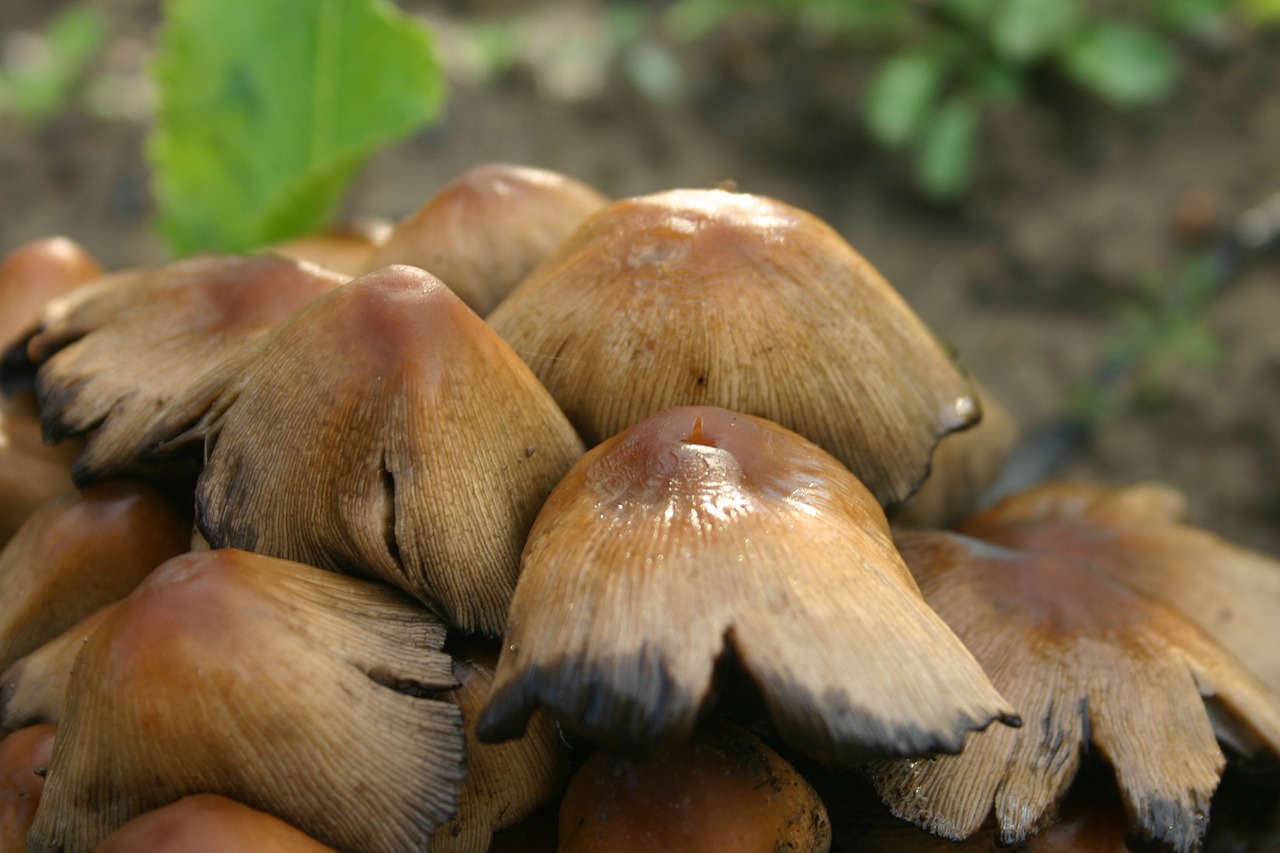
top-left (95, 794), bottom-right (338, 853)
top-left (0, 724), bottom-right (56, 850)
top-left (957, 480), bottom-right (1280, 694)
top-left (27, 548), bottom-right (465, 853)
top-left (268, 218), bottom-right (392, 278)
top-left (432, 645), bottom-right (570, 853)
top-left (1, 603), bottom-right (116, 729)
top-left (0, 480), bottom-right (191, 673)
top-left (486, 188), bottom-right (978, 507)
top-left (366, 163), bottom-right (608, 315)
top-left (0, 409), bottom-right (78, 547)
top-left (478, 405), bottom-right (1016, 761)
top-left (27, 255), bottom-right (347, 485)
top-left (140, 264), bottom-right (585, 634)
top-left (557, 724), bottom-right (831, 853)
top-left (0, 236), bottom-right (102, 366)
top-left (871, 528), bottom-right (1280, 853)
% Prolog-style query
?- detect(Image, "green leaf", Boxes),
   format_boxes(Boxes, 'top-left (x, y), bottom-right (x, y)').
top-left (942, 0), bottom-right (998, 26)
top-left (0, 4), bottom-right (106, 124)
top-left (1060, 22), bottom-right (1177, 107)
top-left (914, 96), bottom-right (978, 200)
top-left (863, 52), bottom-right (948, 148)
top-left (991, 0), bottom-right (1081, 62)
top-left (148, 0), bottom-right (446, 255)
top-left (1240, 0), bottom-right (1280, 24)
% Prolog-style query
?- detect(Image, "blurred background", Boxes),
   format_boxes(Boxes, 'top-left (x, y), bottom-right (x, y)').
top-left (1, 0), bottom-right (1278, 551)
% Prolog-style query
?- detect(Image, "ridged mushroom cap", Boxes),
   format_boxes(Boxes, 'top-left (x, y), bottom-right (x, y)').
top-left (0, 724), bottom-right (56, 849)
top-left (872, 528), bottom-right (1280, 853)
top-left (366, 163), bottom-right (608, 315)
top-left (1, 603), bottom-right (116, 729)
top-left (486, 188), bottom-right (978, 507)
top-left (140, 265), bottom-right (585, 633)
top-left (478, 405), bottom-right (1016, 761)
top-left (26, 255), bottom-right (347, 485)
top-left (27, 549), bottom-right (465, 853)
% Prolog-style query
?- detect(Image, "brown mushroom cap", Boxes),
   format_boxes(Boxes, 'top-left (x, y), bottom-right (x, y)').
top-left (558, 724), bottom-right (831, 853)
top-left (268, 218), bottom-right (392, 278)
top-left (140, 264), bottom-right (585, 634)
top-left (957, 480), bottom-right (1280, 694)
top-left (26, 255), bottom-right (347, 485)
top-left (27, 548), bottom-right (465, 853)
top-left (478, 405), bottom-right (1016, 761)
top-left (95, 794), bottom-right (339, 853)
top-left (1, 604), bottom-right (116, 729)
top-left (0, 724), bottom-right (56, 850)
top-left (871, 529), bottom-right (1280, 853)
top-left (0, 237), bottom-right (102, 385)
top-left (0, 409), bottom-right (78, 547)
top-left (486, 188), bottom-right (978, 507)
top-left (0, 481), bottom-right (191, 673)
top-left (433, 645), bottom-right (571, 853)
top-left (366, 163), bottom-right (608, 315)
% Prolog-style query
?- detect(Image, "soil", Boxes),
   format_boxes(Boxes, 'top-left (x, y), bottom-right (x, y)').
top-left (1, 2), bottom-right (1277, 554)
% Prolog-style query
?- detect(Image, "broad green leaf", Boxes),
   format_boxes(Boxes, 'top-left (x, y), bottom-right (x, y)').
top-left (942, 0), bottom-right (998, 26)
top-left (914, 96), bottom-right (978, 200)
top-left (148, 0), bottom-right (445, 255)
top-left (863, 52), bottom-right (948, 148)
top-left (991, 0), bottom-right (1081, 62)
top-left (1241, 0), bottom-right (1280, 23)
top-left (1059, 22), bottom-right (1177, 107)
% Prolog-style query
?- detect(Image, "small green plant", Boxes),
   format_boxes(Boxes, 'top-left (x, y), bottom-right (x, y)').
top-left (148, 0), bottom-right (446, 255)
top-left (0, 4), bottom-right (106, 125)
top-left (665, 0), bottom-right (1229, 200)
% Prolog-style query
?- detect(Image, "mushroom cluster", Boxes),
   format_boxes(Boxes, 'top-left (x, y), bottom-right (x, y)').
top-left (0, 163), bottom-right (1277, 852)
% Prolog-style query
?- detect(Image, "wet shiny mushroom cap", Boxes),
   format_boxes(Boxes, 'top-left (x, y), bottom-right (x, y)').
top-left (487, 188), bottom-right (978, 507)
top-left (479, 405), bottom-right (1016, 762)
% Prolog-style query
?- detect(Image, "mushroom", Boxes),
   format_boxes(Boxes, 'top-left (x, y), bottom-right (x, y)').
top-left (27, 548), bottom-right (465, 853)
top-left (870, 527), bottom-right (1280, 853)
top-left (0, 724), bottom-right (56, 850)
top-left (486, 187), bottom-right (978, 508)
top-left (0, 236), bottom-right (102, 405)
top-left (268, 218), bottom-right (393, 278)
top-left (0, 480), bottom-right (191, 673)
top-left (139, 264), bottom-right (585, 634)
top-left (366, 163), bottom-right (608, 315)
top-left (0, 409), bottom-right (78, 548)
top-left (558, 723), bottom-right (831, 853)
top-left (478, 405), bottom-right (1016, 761)
top-left (26, 255), bottom-right (347, 485)
top-left (95, 795), bottom-right (339, 853)
top-left (1, 604), bottom-right (116, 729)
top-left (433, 643), bottom-right (571, 853)
top-left (956, 480), bottom-right (1280, 693)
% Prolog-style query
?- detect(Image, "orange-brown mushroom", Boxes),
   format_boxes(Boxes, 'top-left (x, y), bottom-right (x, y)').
top-left (1, 604), bottom-right (116, 729)
top-left (486, 187), bottom-right (978, 507)
top-left (0, 481), bottom-right (190, 673)
top-left (558, 724), bottom-right (831, 853)
top-left (140, 264), bottom-right (585, 634)
top-left (27, 548), bottom-right (465, 853)
top-left (479, 406), bottom-right (1016, 761)
top-left (871, 527), bottom-right (1280, 853)
top-left (268, 218), bottom-right (392, 278)
top-left (0, 409), bottom-right (78, 548)
top-left (27, 255), bottom-right (347, 485)
top-left (95, 794), bottom-right (339, 853)
top-left (366, 163), bottom-right (608, 315)
top-left (0, 724), bottom-right (56, 850)
top-left (433, 644), bottom-right (570, 853)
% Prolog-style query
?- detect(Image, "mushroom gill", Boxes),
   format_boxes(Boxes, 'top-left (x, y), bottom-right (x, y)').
top-left (0, 481), bottom-right (191, 673)
top-left (366, 163), bottom-right (608, 315)
top-left (957, 480), bottom-right (1280, 694)
top-left (478, 406), bottom-right (1017, 762)
top-left (26, 255), bottom-right (347, 485)
top-left (871, 529), bottom-right (1280, 853)
top-left (26, 548), bottom-right (465, 853)
top-left (486, 188), bottom-right (979, 507)
top-left (140, 264), bottom-right (586, 634)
